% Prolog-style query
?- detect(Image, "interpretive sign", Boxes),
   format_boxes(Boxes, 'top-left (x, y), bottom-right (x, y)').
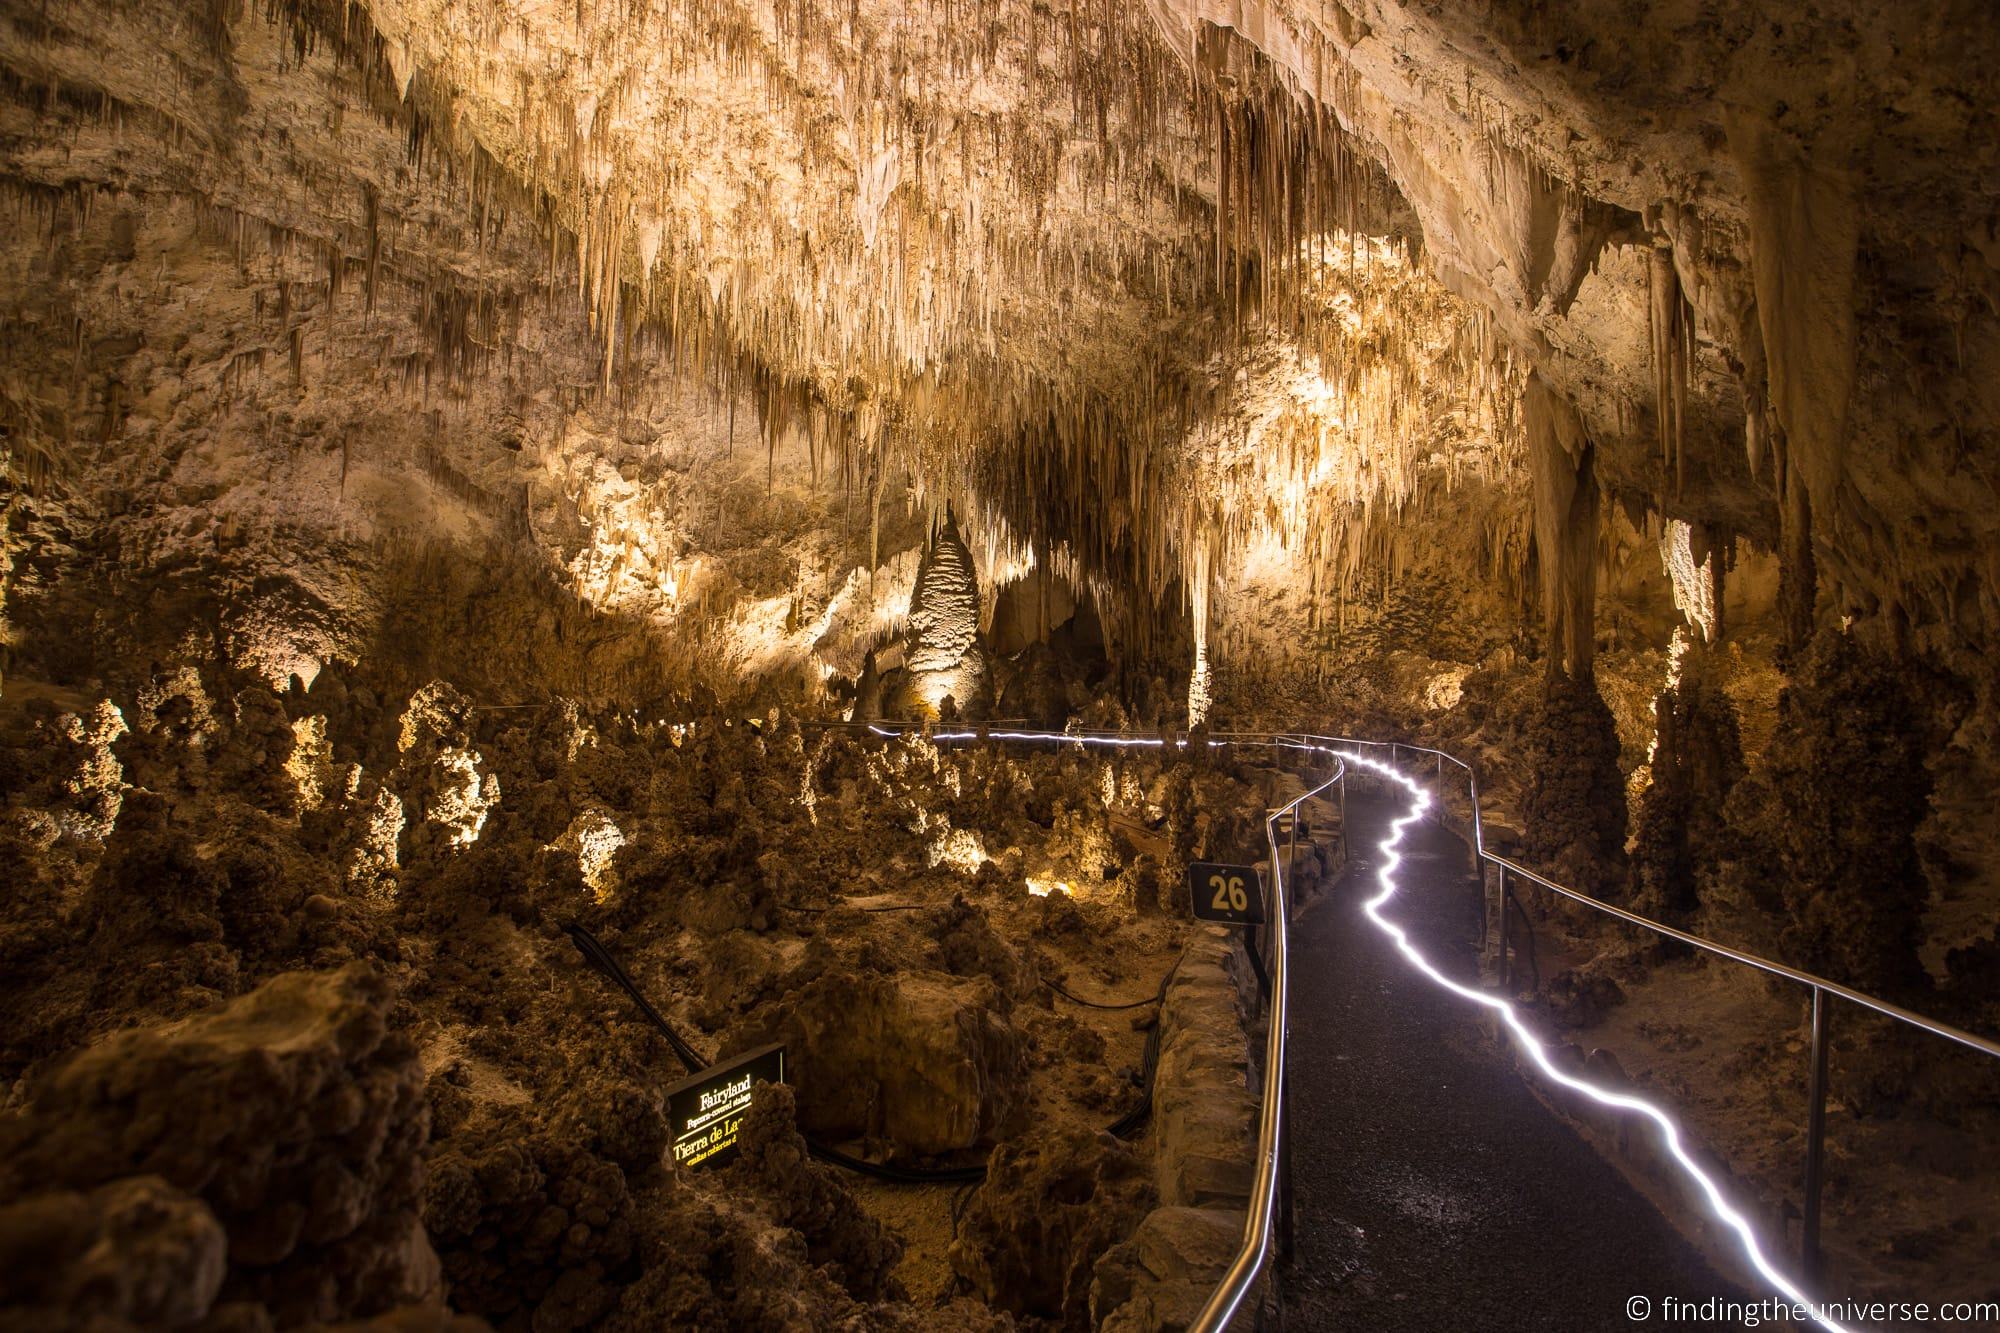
top-left (664, 1043), bottom-right (786, 1169)
top-left (1188, 862), bottom-right (1266, 925)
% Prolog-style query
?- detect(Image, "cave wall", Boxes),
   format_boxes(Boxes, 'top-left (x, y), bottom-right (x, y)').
top-left (1148, 0), bottom-right (2000, 673)
top-left (0, 0), bottom-right (948, 707)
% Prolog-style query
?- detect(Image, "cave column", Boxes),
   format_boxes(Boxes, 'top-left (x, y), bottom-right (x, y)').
top-left (1773, 427), bottom-right (1817, 658)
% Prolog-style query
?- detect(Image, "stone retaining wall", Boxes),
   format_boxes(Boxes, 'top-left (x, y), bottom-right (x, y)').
top-left (1092, 928), bottom-right (1257, 1331)
top-left (1092, 822), bottom-right (1344, 1330)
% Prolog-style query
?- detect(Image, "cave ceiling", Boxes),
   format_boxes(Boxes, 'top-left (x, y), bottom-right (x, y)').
top-left (5, 0), bottom-right (2000, 672)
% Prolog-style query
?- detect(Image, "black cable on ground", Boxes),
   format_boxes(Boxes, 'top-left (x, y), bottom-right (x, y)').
top-left (950, 1179), bottom-right (982, 1237)
top-left (1102, 948), bottom-right (1184, 1140)
top-left (1242, 925), bottom-right (1272, 1005)
top-left (565, 923), bottom-right (710, 1073)
top-left (565, 925), bottom-right (1178, 1186)
top-left (807, 1139), bottom-right (988, 1184)
top-left (1045, 976), bottom-right (1166, 1010)
top-left (1108, 1015), bottom-right (1168, 1140)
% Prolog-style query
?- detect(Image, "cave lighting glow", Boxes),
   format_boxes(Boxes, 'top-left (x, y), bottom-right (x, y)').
top-left (1026, 875), bottom-right (1074, 898)
top-left (1662, 519), bottom-right (1718, 644)
top-left (1187, 644), bottom-right (1213, 727)
top-left (873, 726), bottom-right (1179, 749)
top-left (929, 827), bottom-right (989, 873)
top-left (1343, 749), bottom-right (1852, 1333)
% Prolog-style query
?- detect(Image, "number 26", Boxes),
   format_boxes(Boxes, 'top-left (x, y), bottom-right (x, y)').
top-left (1209, 873), bottom-right (1248, 912)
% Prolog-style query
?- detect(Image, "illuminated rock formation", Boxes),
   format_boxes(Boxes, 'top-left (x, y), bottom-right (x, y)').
top-left (893, 509), bottom-right (992, 720)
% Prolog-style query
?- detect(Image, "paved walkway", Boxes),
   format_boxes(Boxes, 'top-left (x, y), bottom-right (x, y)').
top-left (1279, 788), bottom-right (1745, 1331)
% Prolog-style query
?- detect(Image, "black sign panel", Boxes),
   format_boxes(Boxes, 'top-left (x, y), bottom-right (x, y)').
top-left (665, 1043), bottom-right (786, 1170)
top-left (1188, 862), bottom-right (1266, 925)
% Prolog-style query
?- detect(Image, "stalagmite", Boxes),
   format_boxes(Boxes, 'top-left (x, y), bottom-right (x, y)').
top-left (895, 508), bottom-right (992, 718)
top-left (1187, 538), bottom-right (1213, 725)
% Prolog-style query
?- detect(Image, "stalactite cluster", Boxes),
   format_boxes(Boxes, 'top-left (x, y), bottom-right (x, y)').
top-left (1, 0), bottom-right (1579, 704)
top-left (1647, 239), bottom-right (1694, 498)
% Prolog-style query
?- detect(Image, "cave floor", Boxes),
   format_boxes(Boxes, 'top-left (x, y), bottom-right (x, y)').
top-left (1280, 789), bottom-right (1747, 1331)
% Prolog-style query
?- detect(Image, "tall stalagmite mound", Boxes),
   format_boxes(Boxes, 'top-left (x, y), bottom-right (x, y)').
top-left (895, 510), bottom-right (992, 720)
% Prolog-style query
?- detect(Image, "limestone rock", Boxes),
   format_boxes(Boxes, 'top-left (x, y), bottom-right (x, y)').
top-left (773, 969), bottom-right (1029, 1155)
top-left (0, 963), bottom-right (434, 1326)
top-left (889, 511), bottom-right (991, 721)
top-left (0, 1176), bottom-right (228, 1329)
top-left (1152, 936), bottom-right (1255, 1209)
top-left (1521, 668), bottom-right (1628, 894)
top-left (949, 1128), bottom-right (1156, 1328)
top-left (1091, 1205), bottom-right (1242, 1333)
top-left (729, 1082), bottom-right (903, 1300)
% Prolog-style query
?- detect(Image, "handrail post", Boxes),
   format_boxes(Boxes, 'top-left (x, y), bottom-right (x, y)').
top-left (1803, 985), bottom-right (1831, 1282)
top-left (1496, 863), bottom-right (1510, 989)
top-left (1435, 751), bottom-right (1443, 823)
top-left (1289, 802), bottom-right (1299, 900)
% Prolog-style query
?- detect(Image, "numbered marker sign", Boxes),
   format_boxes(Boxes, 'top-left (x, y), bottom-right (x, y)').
top-left (1189, 862), bottom-right (1266, 925)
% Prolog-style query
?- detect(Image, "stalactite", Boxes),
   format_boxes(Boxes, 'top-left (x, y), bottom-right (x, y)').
top-left (1773, 426), bottom-right (1818, 660)
top-left (1525, 372), bottom-right (1599, 679)
top-left (21, 0), bottom-right (1520, 676)
top-left (1647, 238), bottom-right (1692, 496)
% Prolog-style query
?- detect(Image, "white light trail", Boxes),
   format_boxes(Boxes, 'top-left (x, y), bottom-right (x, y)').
top-left (855, 724), bottom-right (1843, 1330)
top-left (872, 725), bottom-right (1176, 748)
top-left (1340, 748), bottom-right (1854, 1333)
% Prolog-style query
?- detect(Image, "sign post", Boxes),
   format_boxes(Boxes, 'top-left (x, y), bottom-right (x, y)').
top-left (664, 1043), bottom-right (787, 1170)
top-left (1187, 861), bottom-right (1269, 1001)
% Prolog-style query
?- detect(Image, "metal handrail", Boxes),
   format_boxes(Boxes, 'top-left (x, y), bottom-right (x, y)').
top-left (1191, 739), bottom-right (1346, 1331)
top-left (1479, 851), bottom-right (2000, 1060)
top-left (799, 719), bottom-right (2000, 1309)
top-left (1276, 730), bottom-right (2000, 1058)
top-left (1283, 728), bottom-right (2000, 1287)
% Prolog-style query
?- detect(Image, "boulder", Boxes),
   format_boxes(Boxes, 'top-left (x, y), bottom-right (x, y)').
top-left (0, 963), bottom-right (434, 1326)
top-left (1091, 1205), bottom-right (1242, 1333)
top-left (949, 1129), bottom-right (1155, 1328)
top-left (778, 969), bottom-right (1028, 1155)
top-left (0, 1176), bottom-right (228, 1329)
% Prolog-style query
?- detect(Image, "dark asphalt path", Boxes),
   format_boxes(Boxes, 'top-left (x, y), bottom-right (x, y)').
top-left (1278, 788), bottom-right (1746, 1332)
